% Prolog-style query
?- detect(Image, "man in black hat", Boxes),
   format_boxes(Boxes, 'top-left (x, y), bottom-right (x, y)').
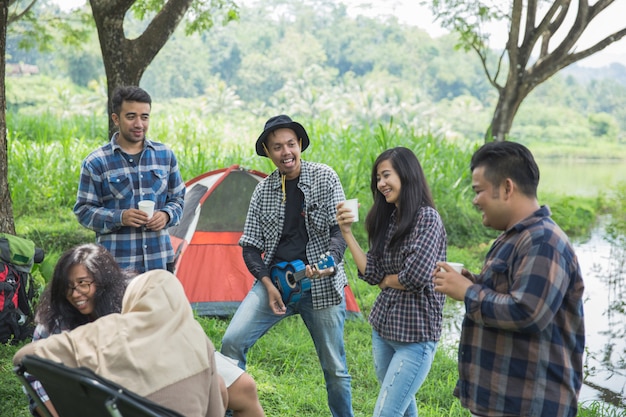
top-left (221, 115), bottom-right (354, 417)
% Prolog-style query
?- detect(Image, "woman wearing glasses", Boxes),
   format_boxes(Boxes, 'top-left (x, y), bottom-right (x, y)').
top-left (23, 244), bottom-right (263, 417)
top-left (27, 243), bottom-right (130, 417)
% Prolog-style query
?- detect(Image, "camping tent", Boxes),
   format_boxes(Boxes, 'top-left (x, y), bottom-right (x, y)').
top-left (169, 165), bottom-right (361, 318)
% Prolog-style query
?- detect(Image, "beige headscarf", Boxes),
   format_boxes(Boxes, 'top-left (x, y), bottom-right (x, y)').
top-left (18, 270), bottom-right (212, 396)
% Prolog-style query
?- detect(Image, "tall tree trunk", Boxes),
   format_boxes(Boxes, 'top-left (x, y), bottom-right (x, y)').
top-left (0, 0), bottom-right (16, 235)
top-left (461, 0), bottom-right (626, 143)
top-left (488, 84), bottom-right (525, 142)
top-left (90, 0), bottom-right (194, 138)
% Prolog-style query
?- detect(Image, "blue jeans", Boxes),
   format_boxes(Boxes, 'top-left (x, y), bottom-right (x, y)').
top-left (221, 281), bottom-right (354, 417)
top-left (371, 329), bottom-right (437, 417)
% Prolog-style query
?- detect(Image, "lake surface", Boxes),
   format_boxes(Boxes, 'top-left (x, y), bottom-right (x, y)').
top-left (536, 158), bottom-right (626, 197)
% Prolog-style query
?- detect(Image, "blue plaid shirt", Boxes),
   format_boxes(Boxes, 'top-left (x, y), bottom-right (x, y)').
top-left (456, 206), bottom-right (585, 417)
top-left (239, 160), bottom-right (348, 310)
top-left (362, 206), bottom-right (447, 343)
top-left (73, 133), bottom-right (185, 273)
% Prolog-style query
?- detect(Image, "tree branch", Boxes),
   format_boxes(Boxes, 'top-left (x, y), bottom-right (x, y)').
top-left (530, 0), bottom-right (570, 63)
top-left (472, 41), bottom-right (499, 90)
top-left (7, 0), bottom-right (37, 24)
top-left (563, 28), bottom-right (626, 68)
top-left (130, 0), bottom-right (194, 69)
top-left (589, 0), bottom-right (614, 20)
top-left (506, 0), bottom-right (523, 74)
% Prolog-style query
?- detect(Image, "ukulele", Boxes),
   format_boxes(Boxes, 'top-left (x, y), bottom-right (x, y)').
top-left (270, 253), bottom-right (336, 304)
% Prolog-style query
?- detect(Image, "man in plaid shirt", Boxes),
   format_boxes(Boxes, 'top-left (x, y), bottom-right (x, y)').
top-left (74, 86), bottom-right (185, 273)
top-left (221, 115), bottom-right (354, 417)
top-left (434, 141), bottom-right (585, 417)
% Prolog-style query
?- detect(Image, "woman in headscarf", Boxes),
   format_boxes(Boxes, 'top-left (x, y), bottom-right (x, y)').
top-left (14, 269), bottom-right (226, 417)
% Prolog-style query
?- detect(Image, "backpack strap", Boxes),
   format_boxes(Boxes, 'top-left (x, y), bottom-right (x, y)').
top-left (0, 264), bottom-right (22, 343)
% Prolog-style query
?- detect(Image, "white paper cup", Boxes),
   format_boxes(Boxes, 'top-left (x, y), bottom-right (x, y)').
top-left (447, 262), bottom-right (464, 273)
top-left (138, 200), bottom-right (155, 219)
top-left (343, 199), bottom-right (359, 222)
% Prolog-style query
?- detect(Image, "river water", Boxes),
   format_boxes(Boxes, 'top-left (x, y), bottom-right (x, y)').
top-left (575, 227), bottom-right (625, 409)
top-left (538, 158), bottom-right (626, 408)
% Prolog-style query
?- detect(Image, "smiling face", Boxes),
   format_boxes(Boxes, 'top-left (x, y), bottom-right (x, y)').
top-left (376, 159), bottom-right (402, 206)
top-left (65, 264), bottom-right (98, 318)
top-left (265, 128), bottom-right (302, 180)
top-left (111, 100), bottom-right (151, 152)
top-left (471, 165), bottom-right (509, 230)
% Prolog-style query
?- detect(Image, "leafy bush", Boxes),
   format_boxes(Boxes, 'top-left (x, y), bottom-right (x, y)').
top-left (544, 195), bottom-right (600, 240)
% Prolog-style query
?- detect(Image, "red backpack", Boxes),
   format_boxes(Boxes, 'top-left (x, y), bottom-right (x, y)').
top-left (0, 262), bottom-right (29, 343)
top-left (0, 233), bottom-right (43, 344)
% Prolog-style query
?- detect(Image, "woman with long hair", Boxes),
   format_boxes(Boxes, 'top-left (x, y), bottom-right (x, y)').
top-left (35, 243), bottom-right (129, 335)
top-left (337, 147), bottom-right (447, 417)
top-left (27, 243), bottom-right (131, 417)
top-left (15, 269), bottom-right (225, 417)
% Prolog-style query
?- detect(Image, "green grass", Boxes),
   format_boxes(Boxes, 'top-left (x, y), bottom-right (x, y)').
top-left (6, 302), bottom-right (625, 416)
top-left (4, 112), bottom-right (625, 416)
top-left (1, 310), bottom-right (468, 417)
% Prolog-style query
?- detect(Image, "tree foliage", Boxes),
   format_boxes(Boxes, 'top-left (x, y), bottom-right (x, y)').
top-left (89, 0), bottom-right (238, 135)
top-left (430, 0), bottom-right (626, 141)
top-left (5, 0), bottom-right (626, 144)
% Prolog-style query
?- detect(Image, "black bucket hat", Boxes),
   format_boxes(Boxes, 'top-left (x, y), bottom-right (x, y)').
top-left (255, 115), bottom-right (310, 157)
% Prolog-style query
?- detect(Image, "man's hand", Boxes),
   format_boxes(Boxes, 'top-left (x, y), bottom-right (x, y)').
top-left (305, 264), bottom-right (335, 279)
top-left (433, 261), bottom-right (473, 301)
top-left (122, 209), bottom-right (168, 231)
top-left (122, 208), bottom-right (149, 227)
top-left (145, 211), bottom-right (168, 231)
top-left (262, 278), bottom-right (287, 315)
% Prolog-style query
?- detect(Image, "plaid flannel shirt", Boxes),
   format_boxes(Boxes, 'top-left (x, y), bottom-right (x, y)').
top-left (456, 206), bottom-right (585, 417)
top-left (239, 160), bottom-right (348, 310)
top-left (362, 206), bottom-right (447, 343)
top-left (73, 133), bottom-right (185, 273)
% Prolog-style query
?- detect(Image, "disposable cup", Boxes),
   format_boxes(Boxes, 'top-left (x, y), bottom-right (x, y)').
top-left (343, 199), bottom-right (359, 222)
top-left (447, 262), bottom-right (464, 273)
top-left (138, 200), bottom-right (155, 219)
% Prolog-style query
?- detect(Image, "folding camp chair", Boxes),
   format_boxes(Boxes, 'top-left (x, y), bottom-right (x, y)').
top-left (14, 355), bottom-right (184, 417)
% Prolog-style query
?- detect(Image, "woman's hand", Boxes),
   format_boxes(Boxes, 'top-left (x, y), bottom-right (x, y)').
top-left (336, 201), bottom-right (358, 234)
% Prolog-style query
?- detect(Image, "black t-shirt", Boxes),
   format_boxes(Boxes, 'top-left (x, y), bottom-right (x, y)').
top-left (274, 177), bottom-right (308, 264)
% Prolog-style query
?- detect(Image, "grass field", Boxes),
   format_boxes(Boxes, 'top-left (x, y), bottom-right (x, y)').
top-left (3, 113), bottom-right (625, 416)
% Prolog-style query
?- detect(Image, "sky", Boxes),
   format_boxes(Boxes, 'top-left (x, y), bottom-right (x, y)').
top-left (55, 0), bottom-right (626, 67)
top-left (340, 0), bottom-right (626, 68)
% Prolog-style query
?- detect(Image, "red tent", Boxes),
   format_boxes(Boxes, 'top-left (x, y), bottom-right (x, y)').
top-left (170, 165), bottom-right (361, 318)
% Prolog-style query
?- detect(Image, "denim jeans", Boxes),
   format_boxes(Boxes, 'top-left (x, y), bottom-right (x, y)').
top-left (371, 329), bottom-right (437, 417)
top-left (221, 280), bottom-right (354, 417)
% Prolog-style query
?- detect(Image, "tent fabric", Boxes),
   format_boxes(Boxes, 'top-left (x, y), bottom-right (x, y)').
top-left (169, 165), bottom-right (362, 318)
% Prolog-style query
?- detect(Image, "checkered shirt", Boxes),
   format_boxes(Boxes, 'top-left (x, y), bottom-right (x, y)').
top-left (362, 206), bottom-right (447, 342)
top-left (239, 160), bottom-right (348, 309)
top-left (73, 133), bottom-right (185, 273)
top-left (456, 206), bottom-right (585, 417)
